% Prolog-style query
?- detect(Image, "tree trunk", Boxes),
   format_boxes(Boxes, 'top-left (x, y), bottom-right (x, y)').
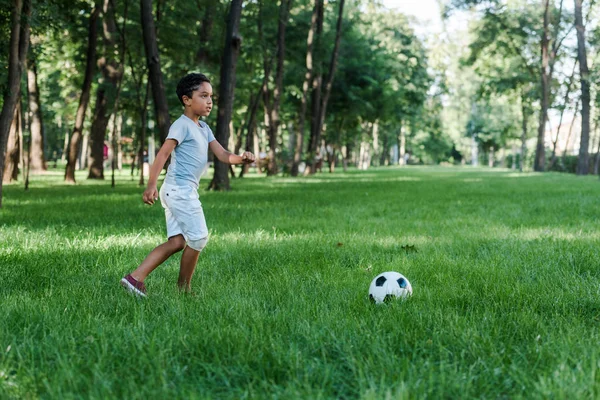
top-left (307, 0), bottom-right (324, 172)
top-left (372, 120), bottom-right (379, 166)
top-left (520, 93), bottom-right (529, 172)
top-left (138, 77), bottom-right (150, 186)
top-left (327, 145), bottom-right (336, 173)
top-left (195, 2), bottom-right (215, 64)
top-left (65, 4), bottom-right (100, 183)
top-left (548, 59), bottom-right (577, 169)
top-left (561, 99), bottom-right (580, 166)
top-left (575, 0), bottom-right (590, 175)
top-left (399, 120), bottom-right (406, 165)
top-left (471, 133), bottom-right (478, 166)
top-left (208, 0), bottom-right (243, 191)
top-left (239, 87), bottom-right (262, 178)
top-left (593, 121), bottom-right (600, 175)
top-left (344, 139), bottom-right (354, 171)
top-left (87, 82), bottom-right (108, 179)
top-left (24, 105), bottom-right (31, 189)
top-left (88, 0), bottom-right (121, 180)
top-left (3, 103), bottom-right (21, 183)
top-left (380, 134), bottom-right (388, 166)
top-left (263, 0), bottom-right (292, 176)
top-left (291, 0), bottom-right (319, 177)
top-left (111, 1), bottom-right (128, 188)
top-left (534, 0), bottom-right (551, 172)
top-left (140, 0), bottom-right (170, 144)
top-left (26, 56), bottom-right (46, 171)
top-left (0, 0), bottom-right (31, 207)
top-left (311, 0), bottom-right (345, 173)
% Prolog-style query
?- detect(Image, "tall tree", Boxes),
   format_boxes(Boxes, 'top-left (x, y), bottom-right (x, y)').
top-left (307, 0), bottom-right (324, 170)
top-left (291, 0), bottom-right (318, 176)
top-left (534, 0), bottom-right (552, 171)
top-left (3, 102), bottom-right (21, 183)
top-left (196, 1), bottom-right (216, 65)
top-left (307, 0), bottom-right (345, 173)
top-left (238, 88), bottom-right (262, 178)
top-left (26, 54), bottom-right (46, 172)
top-left (208, 0), bottom-right (243, 191)
top-left (574, 0), bottom-right (590, 175)
top-left (65, 4), bottom-right (100, 183)
top-left (262, 0), bottom-right (292, 176)
top-left (450, 0), bottom-right (570, 172)
top-left (88, 0), bottom-right (122, 179)
top-left (312, 0), bottom-right (344, 172)
top-left (110, 0), bottom-right (129, 188)
top-left (140, 0), bottom-right (170, 144)
top-left (534, 0), bottom-right (569, 171)
top-left (0, 0), bottom-right (31, 207)
top-left (548, 59), bottom-right (578, 169)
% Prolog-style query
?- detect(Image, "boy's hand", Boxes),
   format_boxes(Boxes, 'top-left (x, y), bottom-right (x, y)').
top-left (142, 185), bottom-right (159, 205)
top-left (241, 152), bottom-right (255, 164)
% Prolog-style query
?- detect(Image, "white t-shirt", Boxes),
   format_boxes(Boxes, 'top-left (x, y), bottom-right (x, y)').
top-left (164, 115), bottom-right (216, 189)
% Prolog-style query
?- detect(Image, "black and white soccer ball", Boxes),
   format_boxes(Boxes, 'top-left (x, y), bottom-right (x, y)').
top-left (368, 271), bottom-right (412, 304)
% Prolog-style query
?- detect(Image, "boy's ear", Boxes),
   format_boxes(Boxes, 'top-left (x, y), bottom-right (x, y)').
top-left (182, 95), bottom-right (191, 105)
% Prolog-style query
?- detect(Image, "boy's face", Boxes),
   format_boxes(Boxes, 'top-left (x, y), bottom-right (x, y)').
top-left (183, 82), bottom-right (213, 117)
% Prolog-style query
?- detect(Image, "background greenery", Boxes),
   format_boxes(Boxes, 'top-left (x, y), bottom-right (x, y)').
top-left (2, 0), bottom-right (598, 173)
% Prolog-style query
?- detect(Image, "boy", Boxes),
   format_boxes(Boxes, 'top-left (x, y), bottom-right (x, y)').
top-left (121, 73), bottom-right (255, 296)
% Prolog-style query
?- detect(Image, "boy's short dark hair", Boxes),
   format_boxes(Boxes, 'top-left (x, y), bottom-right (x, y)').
top-left (176, 73), bottom-right (211, 106)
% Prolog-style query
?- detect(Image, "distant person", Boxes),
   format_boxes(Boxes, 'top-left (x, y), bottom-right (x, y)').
top-left (121, 73), bottom-right (255, 296)
top-left (103, 141), bottom-right (111, 169)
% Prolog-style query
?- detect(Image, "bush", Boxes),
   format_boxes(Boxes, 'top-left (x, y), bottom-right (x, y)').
top-left (504, 154), bottom-right (522, 170)
top-left (548, 155), bottom-right (578, 174)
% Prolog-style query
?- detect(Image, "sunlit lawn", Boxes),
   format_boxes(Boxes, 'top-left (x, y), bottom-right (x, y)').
top-left (1, 166), bottom-right (599, 399)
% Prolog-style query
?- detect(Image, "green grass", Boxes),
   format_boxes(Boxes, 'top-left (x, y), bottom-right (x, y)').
top-left (1, 166), bottom-right (600, 399)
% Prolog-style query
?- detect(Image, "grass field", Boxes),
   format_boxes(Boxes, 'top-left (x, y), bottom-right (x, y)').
top-left (1, 166), bottom-right (599, 399)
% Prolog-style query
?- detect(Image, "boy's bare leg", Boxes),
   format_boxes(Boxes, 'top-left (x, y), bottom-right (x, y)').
top-left (131, 235), bottom-right (186, 282)
top-left (178, 246), bottom-right (201, 291)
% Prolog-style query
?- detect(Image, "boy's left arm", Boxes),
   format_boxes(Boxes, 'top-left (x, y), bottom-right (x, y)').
top-left (209, 140), bottom-right (255, 165)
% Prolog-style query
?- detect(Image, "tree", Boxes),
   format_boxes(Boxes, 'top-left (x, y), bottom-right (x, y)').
top-left (574, 0), bottom-right (590, 175)
top-left (311, 0), bottom-right (345, 172)
top-left (261, 0), bottom-right (292, 176)
top-left (534, 0), bottom-right (552, 171)
top-left (463, 6), bottom-right (539, 169)
top-left (291, 0), bottom-right (318, 176)
top-left (88, 0), bottom-right (122, 180)
top-left (548, 58), bottom-right (578, 169)
top-left (326, 4), bottom-right (429, 168)
top-left (26, 52), bottom-right (46, 171)
top-left (534, 0), bottom-right (570, 172)
top-left (3, 102), bottom-right (21, 183)
top-left (447, 0), bottom-right (573, 172)
top-left (309, 0), bottom-right (344, 173)
top-left (208, 0), bottom-right (243, 191)
top-left (62, 4), bottom-right (100, 183)
top-left (0, 0), bottom-right (31, 207)
top-left (140, 0), bottom-right (170, 144)
top-left (63, 4), bottom-right (100, 183)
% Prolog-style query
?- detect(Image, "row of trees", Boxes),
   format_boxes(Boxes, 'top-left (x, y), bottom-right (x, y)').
top-left (444, 0), bottom-right (598, 174)
top-left (0, 0), bottom-right (434, 207)
top-left (0, 0), bottom-right (598, 208)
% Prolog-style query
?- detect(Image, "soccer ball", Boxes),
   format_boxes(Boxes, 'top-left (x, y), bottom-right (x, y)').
top-left (369, 271), bottom-right (412, 304)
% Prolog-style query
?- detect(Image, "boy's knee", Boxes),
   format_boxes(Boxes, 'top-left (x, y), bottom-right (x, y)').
top-left (187, 235), bottom-right (209, 252)
top-left (169, 235), bottom-right (186, 251)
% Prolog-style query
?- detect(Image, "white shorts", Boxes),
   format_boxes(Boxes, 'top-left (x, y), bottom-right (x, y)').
top-left (159, 182), bottom-right (208, 244)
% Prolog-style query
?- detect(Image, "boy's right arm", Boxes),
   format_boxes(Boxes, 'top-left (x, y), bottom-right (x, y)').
top-left (142, 139), bottom-right (178, 205)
